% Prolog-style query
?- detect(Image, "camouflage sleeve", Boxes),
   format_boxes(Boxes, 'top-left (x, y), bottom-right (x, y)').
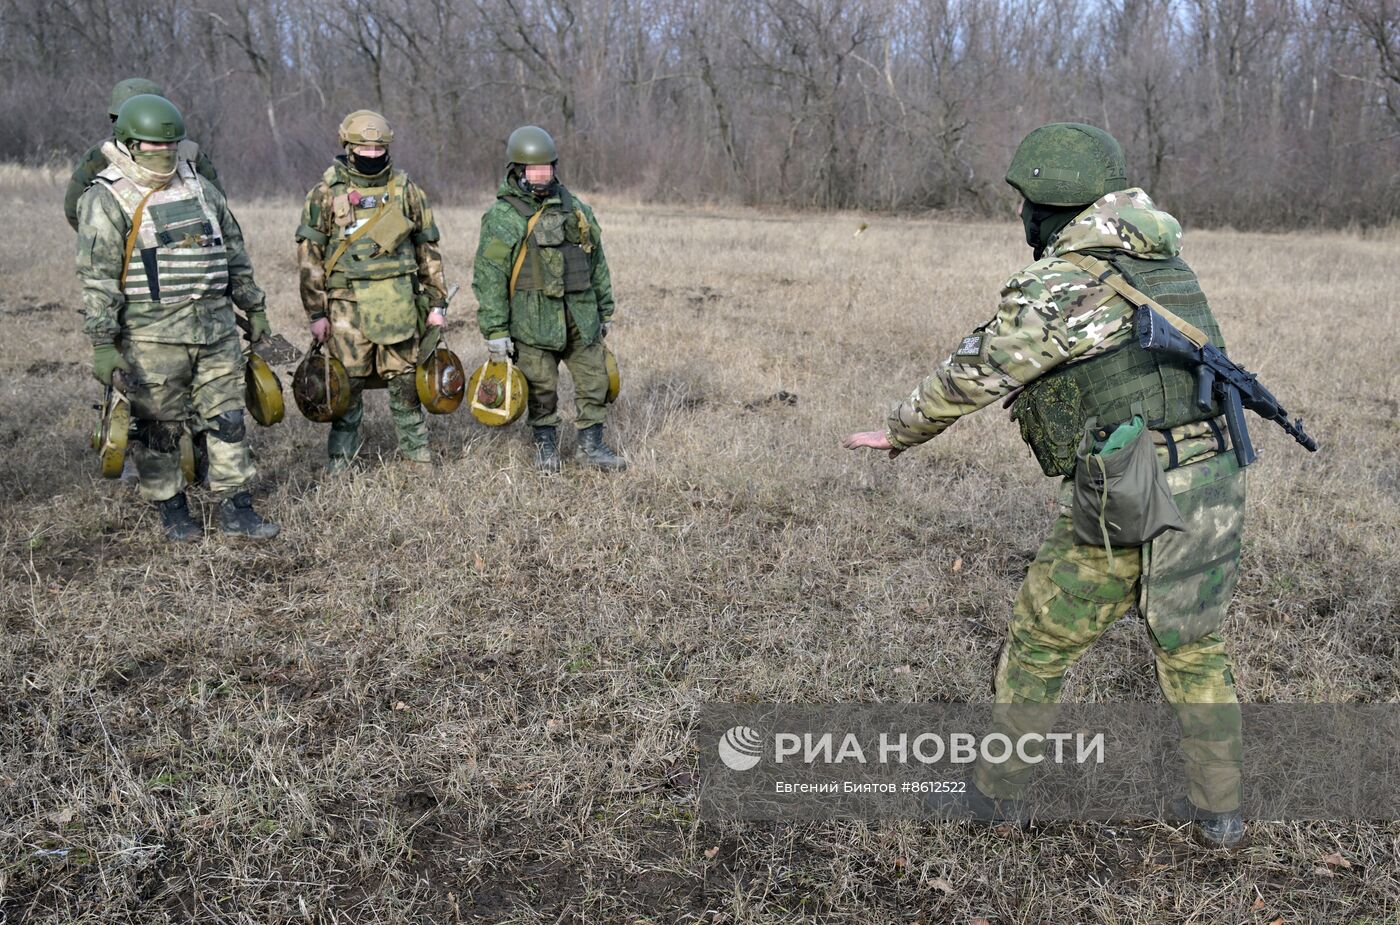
top-left (583, 205), bottom-right (615, 322)
top-left (75, 184), bottom-right (128, 345)
top-left (209, 183), bottom-right (267, 315)
top-left (64, 143), bottom-right (108, 232)
top-left (194, 148), bottom-right (224, 195)
top-left (472, 205), bottom-right (521, 340)
top-left (295, 185), bottom-right (332, 319)
top-left (407, 182), bottom-right (447, 307)
top-left (885, 267), bottom-right (1132, 449)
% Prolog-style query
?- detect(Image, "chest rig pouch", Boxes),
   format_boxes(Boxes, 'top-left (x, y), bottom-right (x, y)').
top-left (507, 186), bottom-right (594, 300)
top-left (323, 170), bottom-right (420, 344)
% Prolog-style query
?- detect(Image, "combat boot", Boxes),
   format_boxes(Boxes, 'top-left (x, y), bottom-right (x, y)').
top-left (155, 493), bottom-right (201, 543)
top-left (218, 491), bottom-right (280, 540)
top-left (1169, 797), bottom-right (1246, 850)
top-left (327, 391), bottom-right (364, 473)
top-left (532, 426), bottom-right (562, 473)
top-left (574, 423), bottom-right (626, 471)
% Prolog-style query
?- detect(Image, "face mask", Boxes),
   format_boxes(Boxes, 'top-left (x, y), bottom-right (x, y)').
top-left (133, 147), bottom-right (177, 177)
top-left (1021, 200), bottom-right (1083, 260)
top-left (351, 152), bottom-right (390, 176)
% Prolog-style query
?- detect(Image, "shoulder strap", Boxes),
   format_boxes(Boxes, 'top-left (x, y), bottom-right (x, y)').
top-left (322, 173), bottom-right (403, 276)
top-left (502, 194), bottom-right (536, 218)
top-left (508, 204), bottom-right (547, 299)
top-left (119, 187), bottom-right (159, 291)
top-left (1060, 251), bottom-right (1211, 348)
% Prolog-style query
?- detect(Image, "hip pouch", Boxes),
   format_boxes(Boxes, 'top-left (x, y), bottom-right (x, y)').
top-left (1071, 412), bottom-right (1186, 557)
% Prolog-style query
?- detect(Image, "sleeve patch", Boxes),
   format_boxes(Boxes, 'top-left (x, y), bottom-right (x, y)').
top-left (954, 334), bottom-right (984, 357)
top-left (481, 237), bottom-right (513, 264)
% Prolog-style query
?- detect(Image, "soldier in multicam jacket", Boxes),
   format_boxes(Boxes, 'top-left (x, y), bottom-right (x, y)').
top-left (844, 123), bottom-right (1247, 850)
top-left (472, 125), bottom-right (625, 473)
top-left (295, 110), bottom-right (448, 471)
top-left (65, 78), bottom-right (223, 233)
top-left (77, 94), bottom-right (278, 542)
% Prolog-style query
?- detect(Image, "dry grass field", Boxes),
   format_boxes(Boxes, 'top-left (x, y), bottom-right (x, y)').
top-left (1, 164), bottom-right (1397, 923)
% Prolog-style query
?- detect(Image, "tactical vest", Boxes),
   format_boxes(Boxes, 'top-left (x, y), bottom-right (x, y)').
top-left (322, 166), bottom-right (419, 289)
top-left (504, 186), bottom-right (594, 298)
top-left (1015, 252), bottom-right (1227, 477)
top-left (96, 160), bottom-right (228, 304)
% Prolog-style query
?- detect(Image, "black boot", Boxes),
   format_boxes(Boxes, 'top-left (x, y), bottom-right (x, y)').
top-left (218, 491), bottom-right (280, 540)
top-left (1168, 796), bottom-right (1246, 850)
top-left (156, 493), bottom-right (202, 543)
top-left (574, 423), bottom-right (627, 471)
top-left (532, 426), bottom-right (562, 473)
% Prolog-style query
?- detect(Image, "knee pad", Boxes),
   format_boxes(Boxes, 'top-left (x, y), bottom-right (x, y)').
top-left (132, 419), bottom-right (184, 453)
top-left (207, 409), bottom-right (246, 444)
top-left (387, 373), bottom-right (420, 408)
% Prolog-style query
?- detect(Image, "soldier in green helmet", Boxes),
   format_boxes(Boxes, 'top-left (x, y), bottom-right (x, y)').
top-left (844, 123), bottom-right (1247, 849)
top-left (76, 94), bottom-right (279, 542)
top-left (295, 109), bottom-right (449, 471)
top-left (64, 78), bottom-right (223, 232)
top-left (472, 125), bottom-right (625, 472)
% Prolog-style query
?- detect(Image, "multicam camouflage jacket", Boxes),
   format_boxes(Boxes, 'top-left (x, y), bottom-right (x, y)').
top-left (887, 188), bottom-right (1195, 454)
top-left (295, 158), bottom-right (447, 323)
top-left (473, 178), bottom-right (615, 351)
top-left (76, 145), bottom-right (264, 347)
top-left (65, 136), bottom-right (222, 232)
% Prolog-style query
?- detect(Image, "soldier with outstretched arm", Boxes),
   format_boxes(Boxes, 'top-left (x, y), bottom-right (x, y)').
top-left (845, 124), bottom-right (1260, 848)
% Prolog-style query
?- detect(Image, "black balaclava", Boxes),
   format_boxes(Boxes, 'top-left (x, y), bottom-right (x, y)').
top-left (1021, 200), bottom-right (1085, 260)
top-left (350, 151), bottom-right (390, 176)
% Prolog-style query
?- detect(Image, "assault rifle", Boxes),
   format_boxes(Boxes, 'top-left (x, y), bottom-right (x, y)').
top-left (1135, 307), bottom-right (1318, 467)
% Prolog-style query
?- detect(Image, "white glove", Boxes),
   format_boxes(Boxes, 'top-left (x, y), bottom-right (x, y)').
top-left (487, 336), bottom-right (514, 358)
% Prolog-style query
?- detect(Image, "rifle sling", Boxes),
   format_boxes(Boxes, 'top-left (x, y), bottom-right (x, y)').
top-left (1061, 251), bottom-right (1212, 348)
top-left (119, 187), bottom-right (159, 292)
top-left (508, 206), bottom-right (546, 300)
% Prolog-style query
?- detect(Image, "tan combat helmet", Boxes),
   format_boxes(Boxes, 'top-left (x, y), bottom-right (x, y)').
top-left (338, 110), bottom-right (394, 149)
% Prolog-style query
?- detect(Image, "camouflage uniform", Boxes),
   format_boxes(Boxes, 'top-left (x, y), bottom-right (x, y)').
top-left (472, 178), bottom-right (615, 430)
top-left (295, 158), bottom-right (447, 464)
top-left (77, 142), bottom-right (264, 502)
top-left (888, 189), bottom-right (1244, 814)
top-left (66, 138), bottom-right (221, 232)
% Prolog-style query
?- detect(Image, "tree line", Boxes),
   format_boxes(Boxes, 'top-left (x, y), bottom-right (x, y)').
top-left (2, 0), bottom-right (1398, 228)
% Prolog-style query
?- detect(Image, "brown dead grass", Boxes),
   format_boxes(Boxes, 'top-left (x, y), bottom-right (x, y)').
top-left (0, 167), bottom-right (1397, 923)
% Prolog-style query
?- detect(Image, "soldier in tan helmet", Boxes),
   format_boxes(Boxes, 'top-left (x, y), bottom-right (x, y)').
top-left (295, 110), bottom-right (449, 471)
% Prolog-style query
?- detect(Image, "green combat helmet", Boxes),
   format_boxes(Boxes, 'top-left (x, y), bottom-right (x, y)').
top-left (506, 125), bottom-right (557, 166)
top-left (114, 94), bottom-right (186, 145)
top-left (109, 78), bottom-right (164, 118)
top-left (1005, 123), bottom-right (1128, 207)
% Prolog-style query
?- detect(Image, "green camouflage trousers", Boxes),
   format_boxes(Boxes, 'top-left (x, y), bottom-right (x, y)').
top-left (975, 454), bottom-right (1247, 814)
top-left (121, 331), bottom-right (255, 501)
top-left (515, 314), bottom-right (609, 430)
top-left (324, 297), bottom-right (428, 463)
top-left (328, 373), bottom-right (429, 464)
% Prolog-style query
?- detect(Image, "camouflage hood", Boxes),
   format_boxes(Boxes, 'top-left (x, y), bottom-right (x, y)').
top-left (100, 138), bottom-right (177, 190)
top-left (1049, 188), bottom-right (1182, 260)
